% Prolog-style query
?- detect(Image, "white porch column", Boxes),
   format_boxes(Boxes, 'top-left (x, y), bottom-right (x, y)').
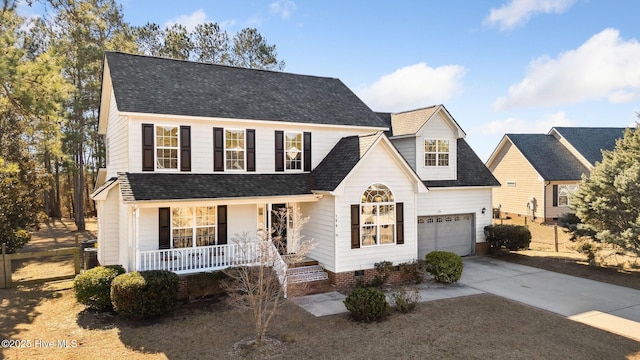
top-left (134, 205), bottom-right (140, 272)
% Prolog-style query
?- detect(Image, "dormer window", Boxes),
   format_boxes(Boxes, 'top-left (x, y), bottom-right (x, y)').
top-left (424, 139), bottom-right (449, 167)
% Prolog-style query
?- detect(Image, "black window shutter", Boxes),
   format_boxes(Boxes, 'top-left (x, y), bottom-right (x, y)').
top-left (303, 132), bottom-right (312, 171)
top-left (247, 129), bottom-right (256, 172)
top-left (217, 205), bottom-right (227, 245)
top-left (552, 185), bottom-right (558, 207)
top-left (396, 202), bottom-right (404, 245)
top-left (180, 126), bottom-right (191, 172)
top-left (159, 207), bottom-right (171, 249)
top-left (213, 127), bottom-right (224, 171)
top-left (275, 130), bottom-right (284, 172)
top-left (142, 124), bottom-right (154, 171)
top-left (351, 204), bottom-right (360, 249)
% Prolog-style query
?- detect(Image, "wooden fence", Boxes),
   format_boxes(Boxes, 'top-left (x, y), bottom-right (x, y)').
top-left (0, 243), bottom-right (80, 289)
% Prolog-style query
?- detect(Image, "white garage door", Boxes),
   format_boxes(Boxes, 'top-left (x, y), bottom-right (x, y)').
top-left (417, 214), bottom-right (474, 258)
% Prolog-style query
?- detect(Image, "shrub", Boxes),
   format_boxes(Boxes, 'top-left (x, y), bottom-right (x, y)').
top-left (484, 224), bottom-right (531, 252)
top-left (392, 287), bottom-right (421, 313)
top-left (371, 260), bottom-right (394, 287)
top-left (399, 259), bottom-right (426, 284)
top-left (424, 251), bottom-right (463, 283)
top-left (343, 286), bottom-right (389, 322)
top-left (4, 229), bottom-right (31, 254)
top-left (73, 265), bottom-right (125, 311)
top-left (111, 270), bottom-right (179, 319)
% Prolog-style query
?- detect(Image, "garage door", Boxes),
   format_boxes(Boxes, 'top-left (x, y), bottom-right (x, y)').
top-left (417, 214), bottom-right (474, 258)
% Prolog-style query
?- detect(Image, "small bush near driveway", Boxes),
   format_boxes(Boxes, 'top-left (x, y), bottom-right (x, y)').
top-left (343, 286), bottom-right (389, 322)
top-left (484, 224), bottom-right (531, 252)
top-left (425, 251), bottom-right (463, 283)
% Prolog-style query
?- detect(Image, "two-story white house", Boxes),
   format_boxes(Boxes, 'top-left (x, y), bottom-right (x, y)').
top-left (91, 52), bottom-right (498, 288)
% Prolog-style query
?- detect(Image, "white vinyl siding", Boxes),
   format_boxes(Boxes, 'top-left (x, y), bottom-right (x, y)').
top-left (333, 143), bottom-right (418, 272)
top-left (106, 91), bottom-right (129, 178)
top-left (300, 196), bottom-right (336, 271)
top-left (391, 137), bottom-right (416, 170)
top-left (417, 187), bottom-right (492, 245)
top-left (415, 113), bottom-right (456, 181)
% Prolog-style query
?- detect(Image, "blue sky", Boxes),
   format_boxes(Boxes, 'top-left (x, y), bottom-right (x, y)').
top-left (21, 0), bottom-right (640, 160)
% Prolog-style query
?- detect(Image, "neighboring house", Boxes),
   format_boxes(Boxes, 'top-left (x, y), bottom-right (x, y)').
top-left (486, 127), bottom-right (627, 222)
top-left (91, 52), bottom-right (497, 288)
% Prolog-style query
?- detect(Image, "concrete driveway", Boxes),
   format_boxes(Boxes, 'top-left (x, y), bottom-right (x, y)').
top-left (460, 257), bottom-right (640, 341)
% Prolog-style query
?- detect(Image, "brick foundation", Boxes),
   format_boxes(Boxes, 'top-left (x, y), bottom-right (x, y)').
top-left (326, 267), bottom-right (412, 289)
top-left (177, 277), bottom-right (189, 300)
top-left (475, 242), bottom-right (489, 256)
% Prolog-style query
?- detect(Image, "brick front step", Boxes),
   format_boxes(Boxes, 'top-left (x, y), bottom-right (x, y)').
top-left (287, 265), bottom-right (329, 284)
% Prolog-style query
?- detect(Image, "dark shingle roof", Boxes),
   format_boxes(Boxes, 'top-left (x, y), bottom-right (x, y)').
top-left (105, 52), bottom-right (386, 128)
top-left (507, 134), bottom-right (590, 180)
top-left (552, 127), bottom-right (626, 165)
top-left (423, 139), bottom-right (500, 187)
top-left (310, 133), bottom-right (381, 191)
top-left (118, 173), bottom-right (311, 202)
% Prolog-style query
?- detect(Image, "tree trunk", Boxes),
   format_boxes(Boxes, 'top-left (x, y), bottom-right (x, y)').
top-left (74, 145), bottom-right (85, 231)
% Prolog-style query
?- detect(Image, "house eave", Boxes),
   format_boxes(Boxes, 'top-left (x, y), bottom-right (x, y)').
top-left (124, 194), bottom-right (321, 206)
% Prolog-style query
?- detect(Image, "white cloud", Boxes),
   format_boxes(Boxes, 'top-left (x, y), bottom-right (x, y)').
top-left (484, 0), bottom-right (576, 31)
top-left (358, 63), bottom-right (467, 112)
top-left (493, 29), bottom-right (640, 110)
top-left (269, 0), bottom-right (296, 20)
top-left (474, 111), bottom-right (576, 135)
top-left (165, 9), bottom-right (208, 32)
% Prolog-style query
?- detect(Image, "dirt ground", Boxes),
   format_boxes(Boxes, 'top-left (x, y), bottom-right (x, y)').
top-left (0, 218), bottom-right (638, 359)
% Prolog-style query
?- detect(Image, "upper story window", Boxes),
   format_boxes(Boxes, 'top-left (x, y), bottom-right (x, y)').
top-left (225, 129), bottom-right (245, 170)
top-left (424, 139), bottom-right (449, 167)
top-left (360, 183), bottom-right (395, 246)
top-left (557, 184), bottom-right (578, 207)
top-left (285, 132), bottom-right (303, 171)
top-left (156, 125), bottom-right (179, 170)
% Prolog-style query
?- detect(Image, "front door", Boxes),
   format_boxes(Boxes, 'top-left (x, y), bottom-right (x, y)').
top-left (271, 203), bottom-right (287, 254)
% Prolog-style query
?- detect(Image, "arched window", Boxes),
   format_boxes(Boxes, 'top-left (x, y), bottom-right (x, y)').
top-left (360, 183), bottom-right (395, 246)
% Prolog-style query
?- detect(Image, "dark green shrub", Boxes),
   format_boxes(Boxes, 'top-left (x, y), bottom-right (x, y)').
top-left (343, 286), bottom-right (389, 322)
top-left (73, 265), bottom-right (125, 311)
top-left (424, 251), bottom-right (463, 283)
top-left (185, 271), bottom-right (229, 301)
top-left (5, 229), bottom-right (31, 254)
top-left (111, 270), bottom-right (179, 319)
top-left (399, 259), bottom-right (426, 284)
top-left (392, 287), bottom-right (421, 313)
top-left (484, 224), bottom-right (532, 252)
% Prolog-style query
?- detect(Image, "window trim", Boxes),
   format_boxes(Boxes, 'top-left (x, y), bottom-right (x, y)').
top-left (224, 128), bottom-right (246, 171)
top-left (170, 206), bottom-right (217, 248)
top-left (284, 131), bottom-right (303, 172)
top-left (557, 184), bottom-right (577, 207)
top-left (424, 138), bottom-right (450, 167)
top-left (360, 183), bottom-right (396, 246)
top-left (155, 125), bottom-right (180, 171)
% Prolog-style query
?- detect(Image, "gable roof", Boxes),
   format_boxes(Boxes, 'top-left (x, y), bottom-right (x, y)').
top-left (310, 133), bottom-right (381, 191)
top-left (551, 127), bottom-right (627, 165)
top-left (387, 104), bottom-right (466, 137)
top-left (506, 134), bottom-right (590, 180)
top-left (118, 173), bottom-right (312, 202)
top-left (424, 139), bottom-right (500, 187)
top-left (104, 52), bottom-right (386, 128)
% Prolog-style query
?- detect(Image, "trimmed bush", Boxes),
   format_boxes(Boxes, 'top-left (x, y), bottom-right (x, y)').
top-left (425, 251), bottom-right (463, 283)
top-left (484, 224), bottom-right (532, 252)
top-left (392, 287), bottom-right (421, 313)
top-left (343, 286), bottom-right (389, 322)
top-left (111, 270), bottom-right (179, 319)
top-left (73, 265), bottom-right (125, 311)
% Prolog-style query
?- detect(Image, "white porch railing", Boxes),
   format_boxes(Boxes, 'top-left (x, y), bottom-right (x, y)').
top-left (137, 241), bottom-right (288, 297)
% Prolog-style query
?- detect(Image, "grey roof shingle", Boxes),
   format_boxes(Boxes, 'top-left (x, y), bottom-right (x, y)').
top-left (423, 139), bottom-right (500, 187)
top-left (310, 132), bottom-right (382, 191)
top-left (118, 173), bottom-right (312, 202)
top-left (105, 52), bottom-right (386, 128)
top-left (507, 134), bottom-right (590, 180)
top-left (552, 127), bottom-right (627, 165)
